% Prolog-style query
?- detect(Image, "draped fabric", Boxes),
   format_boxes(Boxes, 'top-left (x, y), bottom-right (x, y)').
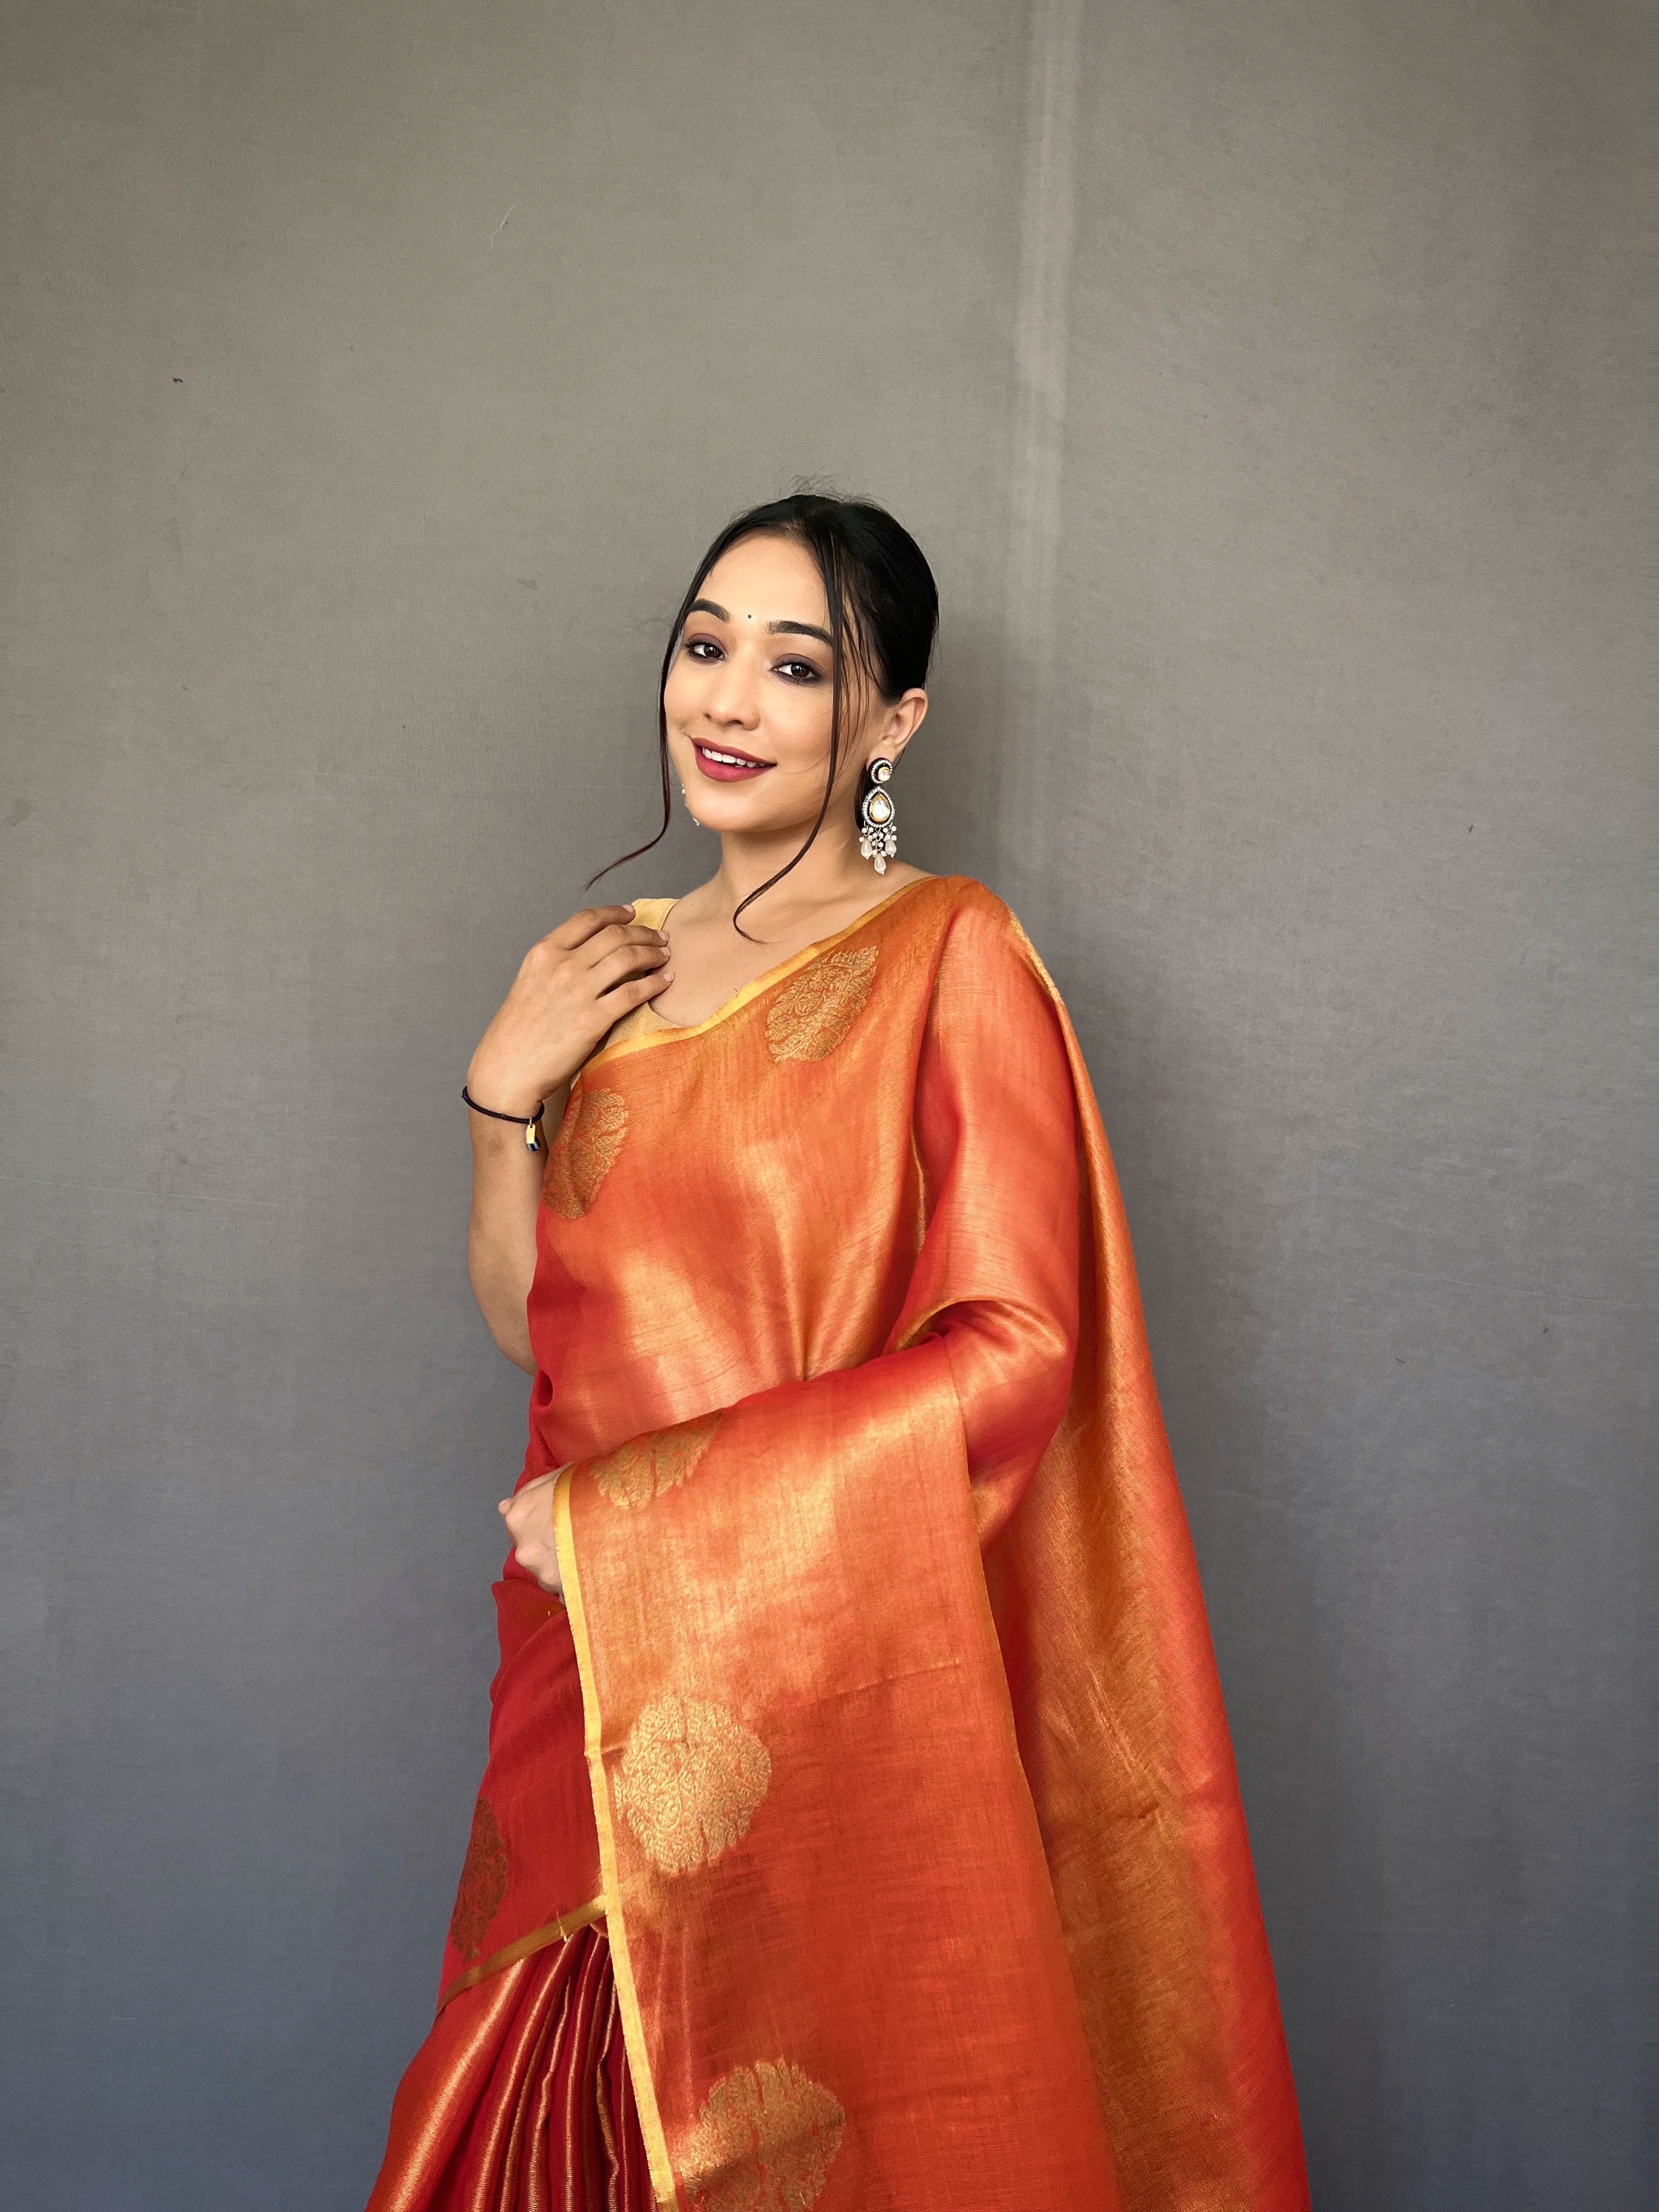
top-left (371, 874), bottom-right (1307, 2212)
top-left (368, 1922), bottom-right (651, 2211)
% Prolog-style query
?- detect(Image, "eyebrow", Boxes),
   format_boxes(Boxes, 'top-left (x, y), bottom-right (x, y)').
top-left (687, 599), bottom-right (834, 648)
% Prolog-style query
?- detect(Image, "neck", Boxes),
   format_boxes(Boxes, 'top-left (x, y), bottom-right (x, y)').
top-left (709, 815), bottom-right (873, 927)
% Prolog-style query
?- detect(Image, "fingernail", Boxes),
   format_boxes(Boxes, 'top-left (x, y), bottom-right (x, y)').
top-left (661, 968), bottom-right (674, 983)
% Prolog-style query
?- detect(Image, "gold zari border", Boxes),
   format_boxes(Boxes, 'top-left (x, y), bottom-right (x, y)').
top-left (555, 1466), bottom-right (680, 2210)
top-left (583, 875), bottom-right (933, 1073)
top-left (435, 1894), bottom-right (605, 2013)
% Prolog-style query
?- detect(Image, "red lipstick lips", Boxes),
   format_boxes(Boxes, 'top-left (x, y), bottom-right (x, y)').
top-left (692, 741), bottom-right (774, 783)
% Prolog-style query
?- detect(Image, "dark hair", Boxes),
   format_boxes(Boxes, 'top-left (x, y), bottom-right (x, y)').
top-left (594, 490), bottom-right (939, 934)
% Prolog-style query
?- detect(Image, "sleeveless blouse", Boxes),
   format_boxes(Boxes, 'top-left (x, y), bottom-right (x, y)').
top-left (601, 896), bottom-right (681, 1049)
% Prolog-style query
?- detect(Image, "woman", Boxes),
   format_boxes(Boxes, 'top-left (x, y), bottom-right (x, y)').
top-left (367, 494), bottom-right (1309, 2211)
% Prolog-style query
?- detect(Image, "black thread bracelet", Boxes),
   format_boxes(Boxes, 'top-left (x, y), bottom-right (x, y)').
top-left (462, 1085), bottom-right (546, 1153)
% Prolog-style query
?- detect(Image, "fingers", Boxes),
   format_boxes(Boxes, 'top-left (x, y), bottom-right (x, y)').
top-left (548, 904), bottom-right (637, 951)
top-left (498, 1471), bottom-right (565, 1595)
top-left (591, 940), bottom-right (672, 995)
top-left (500, 1469), bottom-right (556, 1537)
top-left (613, 967), bottom-right (674, 1008)
top-left (578, 919), bottom-right (669, 970)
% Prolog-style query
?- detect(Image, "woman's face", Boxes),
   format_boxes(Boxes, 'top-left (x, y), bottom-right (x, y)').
top-left (663, 532), bottom-right (915, 839)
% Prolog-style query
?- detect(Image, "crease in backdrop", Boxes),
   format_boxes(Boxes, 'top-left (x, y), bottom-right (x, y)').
top-left (0, 0), bottom-right (1652, 2206)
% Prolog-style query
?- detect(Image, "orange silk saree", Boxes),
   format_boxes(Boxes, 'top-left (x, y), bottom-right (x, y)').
top-left (379, 874), bottom-right (1307, 2212)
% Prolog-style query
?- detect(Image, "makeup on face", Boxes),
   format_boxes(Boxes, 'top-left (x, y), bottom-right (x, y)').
top-left (665, 537), bottom-right (855, 803)
top-left (685, 596), bottom-right (833, 654)
top-left (691, 740), bottom-right (774, 783)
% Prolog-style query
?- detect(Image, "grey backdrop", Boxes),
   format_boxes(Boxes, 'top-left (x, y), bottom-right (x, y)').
top-left (3, 2), bottom-right (1652, 2207)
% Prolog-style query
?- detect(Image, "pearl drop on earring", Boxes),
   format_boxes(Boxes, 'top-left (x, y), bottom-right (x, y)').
top-left (858, 758), bottom-right (898, 874)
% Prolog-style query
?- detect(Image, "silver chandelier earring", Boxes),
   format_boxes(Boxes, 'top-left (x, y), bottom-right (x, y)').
top-left (858, 758), bottom-right (898, 875)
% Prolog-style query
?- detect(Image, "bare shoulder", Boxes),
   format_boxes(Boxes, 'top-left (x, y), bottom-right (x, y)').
top-left (872, 860), bottom-right (933, 895)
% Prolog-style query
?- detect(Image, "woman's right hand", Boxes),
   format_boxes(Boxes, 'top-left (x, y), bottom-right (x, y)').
top-left (466, 904), bottom-right (673, 1114)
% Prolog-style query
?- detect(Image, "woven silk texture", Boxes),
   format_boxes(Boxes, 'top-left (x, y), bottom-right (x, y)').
top-left (425, 876), bottom-right (1308, 2212)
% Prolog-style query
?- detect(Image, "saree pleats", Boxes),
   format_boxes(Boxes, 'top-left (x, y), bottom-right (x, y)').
top-left (368, 1923), bottom-right (650, 2212)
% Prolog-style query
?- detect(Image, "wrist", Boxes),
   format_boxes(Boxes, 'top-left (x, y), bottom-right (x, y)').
top-left (465, 1058), bottom-right (550, 1121)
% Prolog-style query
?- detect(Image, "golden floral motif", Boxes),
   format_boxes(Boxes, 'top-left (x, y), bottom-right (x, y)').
top-left (613, 1695), bottom-right (771, 1876)
top-left (594, 1413), bottom-right (720, 1510)
top-left (447, 1795), bottom-right (509, 1960)
top-left (680, 2059), bottom-right (845, 2212)
top-left (765, 946), bottom-right (879, 1063)
top-left (543, 1087), bottom-right (628, 1218)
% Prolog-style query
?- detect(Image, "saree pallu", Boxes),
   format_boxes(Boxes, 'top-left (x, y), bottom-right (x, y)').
top-left (372, 875), bottom-right (1308, 2212)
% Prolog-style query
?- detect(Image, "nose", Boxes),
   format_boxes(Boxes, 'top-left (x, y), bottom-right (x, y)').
top-left (704, 647), bottom-right (761, 731)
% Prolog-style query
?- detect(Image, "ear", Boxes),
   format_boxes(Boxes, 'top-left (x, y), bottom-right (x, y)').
top-left (874, 687), bottom-right (928, 768)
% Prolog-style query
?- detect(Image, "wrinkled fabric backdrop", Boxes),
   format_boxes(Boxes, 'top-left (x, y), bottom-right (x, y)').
top-left (2, 2), bottom-right (1652, 2207)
